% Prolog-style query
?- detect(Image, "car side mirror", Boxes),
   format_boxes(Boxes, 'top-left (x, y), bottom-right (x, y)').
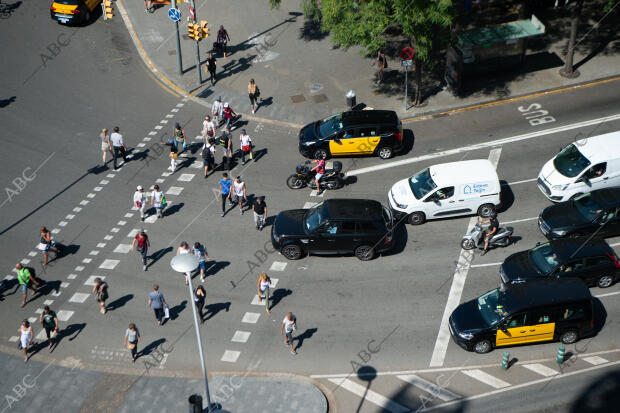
top-left (500, 326), bottom-right (508, 334)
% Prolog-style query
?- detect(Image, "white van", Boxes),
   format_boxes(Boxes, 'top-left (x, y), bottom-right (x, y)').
top-left (388, 159), bottom-right (501, 225)
top-left (538, 131), bottom-right (620, 202)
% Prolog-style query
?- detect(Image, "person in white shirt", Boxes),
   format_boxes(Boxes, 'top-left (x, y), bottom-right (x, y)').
top-left (202, 138), bottom-right (216, 178)
top-left (150, 185), bottom-right (165, 219)
top-left (211, 96), bottom-right (223, 127)
top-left (202, 115), bottom-right (216, 142)
top-left (280, 312), bottom-right (297, 355)
top-left (133, 186), bottom-right (147, 221)
top-left (110, 126), bottom-right (127, 170)
top-left (232, 176), bottom-right (247, 214)
top-left (100, 128), bottom-right (113, 166)
top-left (239, 129), bottom-right (253, 165)
top-left (176, 241), bottom-right (192, 285)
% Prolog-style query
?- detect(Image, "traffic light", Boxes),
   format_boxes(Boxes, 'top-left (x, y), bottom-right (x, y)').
top-left (188, 22), bottom-right (200, 41)
top-left (102, 0), bottom-right (114, 20)
top-left (200, 20), bottom-right (210, 38)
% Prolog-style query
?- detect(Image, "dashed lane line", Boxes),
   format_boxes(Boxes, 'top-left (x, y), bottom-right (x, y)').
top-left (220, 350), bottom-right (240, 363)
top-left (502, 217), bottom-right (537, 225)
top-left (470, 262), bottom-right (502, 268)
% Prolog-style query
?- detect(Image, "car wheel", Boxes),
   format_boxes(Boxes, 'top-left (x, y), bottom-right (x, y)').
top-left (281, 244), bottom-right (303, 260)
top-left (560, 330), bottom-right (578, 344)
top-left (461, 238), bottom-right (476, 250)
top-left (408, 212), bottom-right (425, 225)
top-left (477, 204), bottom-right (495, 217)
top-left (570, 193), bottom-right (583, 200)
top-left (354, 245), bottom-right (375, 261)
top-left (313, 149), bottom-right (328, 160)
top-left (286, 174), bottom-right (305, 189)
top-left (377, 146), bottom-right (393, 159)
top-left (473, 340), bottom-right (492, 354)
top-left (597, 275), bottom-right (614, 288)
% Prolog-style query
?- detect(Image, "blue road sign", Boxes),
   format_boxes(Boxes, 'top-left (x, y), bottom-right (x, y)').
top-left (168, 7), bottom-right (181, 22)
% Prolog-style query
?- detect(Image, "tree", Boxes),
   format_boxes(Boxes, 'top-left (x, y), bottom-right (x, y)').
top-left (269, 0), bottom-right (454, 106)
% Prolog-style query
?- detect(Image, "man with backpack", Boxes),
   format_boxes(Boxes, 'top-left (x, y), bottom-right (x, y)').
top-left (16, 263), bottom-right (40, 308)
top-left (218, 127), bottom-right (233, 170)
top-left (202, 138), bottom-right (216, 178)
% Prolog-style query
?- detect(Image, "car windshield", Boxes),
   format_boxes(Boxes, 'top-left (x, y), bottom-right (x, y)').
top-left (317, 114), bottom-right (345, 138)
top-left (529, 242), bottom-right (559, 275)
top-left (573, 192), bottom-right (604, 221)
top-left (304, 202), bottom-right (328, 232)
top-left (553, 144), bottom-right (591, 178)
top-left (477, 288), bottom-right (505, 326)
top-left (408, 168), bottom-right (437, 199)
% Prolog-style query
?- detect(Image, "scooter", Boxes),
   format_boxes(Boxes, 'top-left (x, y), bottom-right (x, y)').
top-left (286, 160), bottom-right (344, 190)
top-left (461, 218), bottom-right (514, 250)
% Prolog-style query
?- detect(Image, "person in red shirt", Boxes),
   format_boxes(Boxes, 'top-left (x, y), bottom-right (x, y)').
top-left (222, 102), bottom-right (237, 129)
top-left (131, 230), bottom-right (150, 271)
top-left (311, 158), bottom-right (326, 193)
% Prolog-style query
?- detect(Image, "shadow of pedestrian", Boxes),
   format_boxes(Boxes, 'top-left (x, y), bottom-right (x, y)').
top-left (0, 279), bottom-right (19, 300)
top-left (251, 148), bottom-right (267, 163)
top-left (50, 322), bottom-right (87, 353)
top-left (139, 338), bottom-right (166, 358)
top-left (203, 301), bottom-right (231, 321)
top-left (148, 246), bottom-right (173, 267)
top-left (257, 96), bottom-right (273, 109)
top-left (205, 260), bottom-right (230, 278)
top-left (269, 288), bottom-right (292, 310)
top-left (167, 300), bottom-right (187, 321)
top-left (294, 328), bottom-right (317, 351)
top-left (263, 215), bottom-right (275, 228)
top-left (29, 280), bottom-right (61, 303)
top-left (163, 202), bottom-right (184, 217)
top-left (106, 294), bottom-right (134, 312)
top-left (0, 96), bottom-right (17, 108)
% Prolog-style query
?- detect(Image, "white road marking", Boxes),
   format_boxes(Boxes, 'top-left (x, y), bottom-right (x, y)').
top-left (124, 213), bottom-right (133, 218)
top-left (106, 173), bottom-right (116, 178)
top-left (43, 299), bottom-right (54, 305)
top-left (462, 369), bottom-right (510, 389)
top-left (327, 378), bottom-right (410, 413)
top-left (28, 251), bottom-right (37, 257)
top-left (113, 244), bottom-right (132, 253)
top-left (74, 266), bottom-right (85, 272)
top-left (347, 113), bottom-right (620, 176)
top-left (82, 258), bottom-right (92, 264)
top-left (65, 214), bottom-right (75, 220)
top-left (609, 241), bottom-right (620, 247)
top-left (60, 282), bottom-right (69, 288)
top-left (161, 172), bottom-right (171, 177)
top-left (251, 295), bottom-right (266, 306)
top-left (127, 229), bottom-right (140, 238)
top-left (502, 178), bottom-right (537, 186)
top-left (69, 293), bottom-right (90, 303)
top-left (242, 312), bottom-right (260, 323)
top-left (149, 131), bottom-right (157, 135)
top-left (20, 259), bottom-right (30, 265)
top-left (583, 356), bottom-right (609, 365)
top-left (73, 207), bottom-right (82, 212)
top-left (470, 262), bottom-right (502, 268)
top-left (190, 162), bottom-right (202, 169)
top-left (67, 274), bottom-right (77, 279)
top-left (143, 137), bottom-right (152, 141)
top-left (220, 350), bottom-right (240, 363)
top-left (167, 186), bottom-right (184, 195)
top-left (110, 227), bottom-right (120, 233)
top-left (522, 363), bottom-right (558, 377)
top-left (51, 291), bottom-right (61, 297)
top-left (176, 103), bottom-right (184, 107)
top-left (117, 220), bottom-right (127, 226)
top-left (154, 125), bottom-right (163, 130)
top-left (231, 331), bottom-right (251, 343)
top-left (269, 278), bottom-right (279, 289)
top-left (269, 262), bottom-right (287, 271)
top-left (165, 114), bottom-right (174, 118)
top-left (104, 235), bottom-right (114, 241)
top-left (171, 107), bottom-right (180, 112)
top-left (3, 275), bottom-right (15, 280)
top-left (144, 215), bottom-right (158, 223)
top-left (137, 143), bottom-right (146, 147)
top-left (99, 179), bottom-right (109, 185)
top-left (595, 291), bottom-right (620, 298)
top-left (93, 186), bottom-right (103, 192)
top-left (156, 178), bottom-right (165, 183)
top-left (35, 308), bottom-right (44, 314)
top-left (8, 336), bottom-right (18, 342)
top-left (89, 250), bottom-right (99, 256)
top-left (99, 259), bottom-right (119, 270)
top-left (177, 173), bottom-right (195, 182)
top-left (56, 310), bottom-right (74, 321)
top-left (80, 200), bottom-right (89, 205)
top-left (310, 190), bottom-right (318, 197)
top-left (87, 193), bottom-right (96, 198)
top-left (28, 317), bottom-right (37, 324)
top-left (36, 330), bottom-right (49, 341)
top-left (396, 374), bottom-right (460, 402)
top-left (303, 201), bottom-right (317, 209)
top-left (503, 217), bottom-right (537, 225)
top-left (51, 228), bottom-right (60, 234)
top-left (84, 275), bottom-right (104, 285)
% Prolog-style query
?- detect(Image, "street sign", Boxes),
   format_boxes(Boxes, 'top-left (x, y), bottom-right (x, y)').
top-left (168, 7), bottom-right (181, 22)
top-left (401, 59), bottom-right (413, 67)
top-left (400, 47), bottom-right (415, 61)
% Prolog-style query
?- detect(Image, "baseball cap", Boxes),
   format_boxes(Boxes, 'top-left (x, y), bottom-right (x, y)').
top-left (241, 129), bottom-right (246, 134)
top-left (137, 185), bottom-right (143, 190)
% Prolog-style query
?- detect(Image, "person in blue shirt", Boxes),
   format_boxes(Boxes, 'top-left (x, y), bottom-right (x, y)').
top-left (219, 173), bottom-right (234, 217)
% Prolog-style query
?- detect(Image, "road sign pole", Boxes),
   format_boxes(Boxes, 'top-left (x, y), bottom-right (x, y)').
top-left (189, 0), bottom-right (202, 86)
top-left (404, 64), bottom-right (408, 111)
top-left (171, 0), bottom-right (183, 75)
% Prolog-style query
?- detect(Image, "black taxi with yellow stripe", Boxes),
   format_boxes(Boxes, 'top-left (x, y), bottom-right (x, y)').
top-left (50, 0), bottom-right (101, 24)
top-left (298, 110), bottom-right (403, 160)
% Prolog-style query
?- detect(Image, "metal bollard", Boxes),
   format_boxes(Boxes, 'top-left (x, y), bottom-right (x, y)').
top-left (346, 90), bottom-right (356, 109)
top-left (501, 351), bottom-right (510, 370)
top-left (557, 345), bottom-right (565, 364)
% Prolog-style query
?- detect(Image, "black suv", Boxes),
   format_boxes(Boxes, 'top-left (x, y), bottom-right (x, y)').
top-left (500, 238), bottom-right (620, 288)
top-left (538, 188), bottom-right (620, 239)
top-left (298, 110), bottom-right (403, 160)
top-left (271, 199), bottom-right (394, 260)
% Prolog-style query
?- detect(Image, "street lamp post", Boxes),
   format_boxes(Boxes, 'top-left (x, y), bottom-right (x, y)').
top-left (170, 254), bottom-right (215, 412)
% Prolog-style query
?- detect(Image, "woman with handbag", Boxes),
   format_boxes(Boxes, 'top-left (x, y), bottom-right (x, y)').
top-left (133, 186), bottom-right (147, 221)
top-left (151, 185), bottom-right (166, 219)
top-left (124, 323), bottom-right (142, 363)
top-left (202, 115), bottom-right (216, 141)
top-left (131, 230), bottom-right (150, 271)
top-left (239, 129), bottom-right (253, 165)
top-left (92, 277), bottom-right (109, 314)
top-left (257, 272), bottom-right (271, 314)
top-left (248, 79), bottom-right (260, 114)
top-left (19, 320), bottom-right (34, 362)
top-left (167, 135), bottom-right (180, 172)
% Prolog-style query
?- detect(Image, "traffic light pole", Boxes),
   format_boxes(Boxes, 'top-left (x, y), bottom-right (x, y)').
top-left (171, 0), bottom-right (183, 75)
top-left (189, 0), bottom-right (202, 86)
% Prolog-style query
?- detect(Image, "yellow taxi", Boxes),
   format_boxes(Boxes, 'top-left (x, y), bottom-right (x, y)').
top-left (50, 0), bottom-right (101, 24)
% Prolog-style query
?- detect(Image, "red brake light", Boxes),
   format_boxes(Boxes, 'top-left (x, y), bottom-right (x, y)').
top-left (50, 6), bottom-right (56, 10)
top-left (605, 252), bottom-right (620, 268)
top-left (393, 132), bottom-right (402, 142)
top-left (71, 8), bottom-right (80, 14)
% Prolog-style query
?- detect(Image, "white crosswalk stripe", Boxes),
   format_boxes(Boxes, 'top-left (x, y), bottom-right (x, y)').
top-left (231, 331), bottom-right (251, 343)
top-left (220, 350), bottom-right (240, 363)
top-left (396, 374), bottom-right (460, 402)
top-left (84, 275), bottom-right (105, 285)
top-left (113, 244), bottom-right (132, 253)
top-left (461, 369), bottom-right (510, 389)
top-left (269, 262), bottom-right (287, 271)
top-left (167, 186), bottom-right (184, 195)
top-left (327, 378), bottom-right (410, 413)
top-left (583, 356), bottom-right (609, 365)
top-left (69, 293), bottom-right (90, 303)
top-left (522, 363), bottom-right (559, 377)
top-left (242, 312), bottom-right (260, 323)
top-left (56, 310), bottom-right (74, 321)
top-left (99, 259), bottom-right (119, 270)
top-left (177, 174), bottom-right (195, 182)
top-left (303, 202), bottom-right (317, 209)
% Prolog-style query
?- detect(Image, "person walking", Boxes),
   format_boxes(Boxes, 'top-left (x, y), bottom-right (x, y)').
top-left (216, 25), bottom-right (230, 58)
top-left (19, 320), bottom-right (34, 362)
top-left (205, 53), bottom-right (217, 85)
top-left (252, 196), bottom-right (267, 231)
top-left (218, 127), bottom-right (233, 170)
top-left (281, 312), bottom-right (297, 355)
top-left (173, 122), bottom-right (187, 153)
top-left (167, 140), bottom-right (179, 172)
top-left (131, 230), bottom-right (150, 271)
top-left (202, 115), bottom-right (216, 141)
top-left (39, 226), bottom-right (60, 267)
top-left (218, 173), bottom-right (233, 217)
top-left (193, 242), bottom-right (211, 282)
top-left (148, 284), bottom-right (168, 326)
top-left (202, 138), bottom-right (216, 178)
top-left (239, 129), bottom-right (253, 165)
top-left (100, 128), bottom-right (113, 166)
top-left (133, 186), bottom-right (147, 221)
top-left (248, 79), bottom-right (260, 114)
top-left (232, 176), bottom-right (247, 214)
top-left (39, 305), bottom-right (59, 350)
top-left (124, 323), bottom-right (142, 363)
top-left (373, 49), bottom-right (387, 84)
top-left (16, 263), bottom-right (40, 308)
top-left (194, 285), bottom-right (206, 323)
top-left (110, 126), bottom-right (127, 170)
top-left (151, 185), bottom-right (166, 219)
top-left (222, 102), bottom-right (237, 130)
top-left (177, 241), bottom-right (192, 285)
top-left (257, 272), bottom-right (271, 314)
top-left (212, 96), bottom-right (223, 127)
top-left (92, 277), bottom-right (109, 314)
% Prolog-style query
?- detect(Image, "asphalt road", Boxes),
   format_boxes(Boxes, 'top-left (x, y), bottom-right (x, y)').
top-left (1, 4), bottom-right (620, 412)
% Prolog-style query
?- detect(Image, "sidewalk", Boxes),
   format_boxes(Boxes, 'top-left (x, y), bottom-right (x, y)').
top-left (117, 0), bottom-right (620, 126)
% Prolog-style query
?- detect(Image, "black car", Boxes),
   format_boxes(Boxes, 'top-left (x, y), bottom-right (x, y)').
top-left (500, 238), bottom-right (620, 288)
top-left (298, 110), bottom-right (403, 160)
top-left (538, 188), bottom-right (620, 239)
top-left (271, 199), bottom-right (394, 261)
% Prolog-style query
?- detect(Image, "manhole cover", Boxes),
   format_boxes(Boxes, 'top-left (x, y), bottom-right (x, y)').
top-left (310, 83), bottom-right (323, 92)
top-left (311, 94), bottom-right (328, 103)
top-left (290, 95), bottom-right (306, 104)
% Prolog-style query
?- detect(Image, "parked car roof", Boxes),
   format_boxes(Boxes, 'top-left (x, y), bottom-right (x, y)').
top-left (322, 199), bottom-right (384, 221)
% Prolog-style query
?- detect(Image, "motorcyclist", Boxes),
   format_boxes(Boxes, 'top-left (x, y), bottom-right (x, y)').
top-left (480, 211), bottom-right (499, 255)
top-left (310, 158), bottom-right (326, 192)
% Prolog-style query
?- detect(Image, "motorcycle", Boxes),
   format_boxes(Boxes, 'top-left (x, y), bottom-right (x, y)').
top-left (286, 160), bottom-right (344, 190)
top-left (461, 218), bottom-right (514, 250)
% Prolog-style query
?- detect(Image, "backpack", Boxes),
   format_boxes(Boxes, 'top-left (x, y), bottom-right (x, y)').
top-left (202, 145), bottom-right (213, 160)
top-left (218, 134), bottom-right (229, 148)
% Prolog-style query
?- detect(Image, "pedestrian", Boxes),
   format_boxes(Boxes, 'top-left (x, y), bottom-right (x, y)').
top-left (252, 196), bottom-right (267, 231)
top-left (218, 173), bottom-right (233, 217)
top-left (194, 285), bottom-right (206, 323)
top-left (202, 115), bottom-right (216, 141)
top-left (202, 138), bottom-right (216, 178)
top-left (280, 312), bottom-right (297, 355)
top-left (205, 53), bottom-right (217, 85)
top-left (100, 128), bottom-right (113, 165)
top-left (193, 242), bottom-right (211, 282)
top-left (173, 122), bottom-right (187, 153)
top-left (167, 139), bottom-right (179, 172)
top-left (222, 102), bottom-right (237, 130)
top-left (19, 320), bottom-right (33, 362)
top-left (92, 277), bottom-right (109, 314)
top-left (39, 305), bottom-right (59, 350)
top-left (148, 284), bottom-right (168, 325)
top-left (16, 263), bottom-right (39, 308)
top-left (151, 185), bottom-right (166, 219)
top-left (257, 272), bottom-right (271, 314)
top-left (232, 176), bottom-right (247, 214)
top-left (248, 79), bottom-right (260, 114)
top-left (124, 323), bottom-right (142, 363)
top-left (212, 96), bottom-right (223, 127)
top-left (39, 226), bottom-right (59, 267)
top-left (133, 186), bottom-right (147, 221)
top-left (110, 126), bottom-right (127, 170)
top-left (218, 127), bottom-right (233, 169)
top-left (131, 230), bottom-right (150, 271)
top-left (216, 25), bottom-right (230, 58)
top-left (373, 49), bottom-right (387, 84)
top-left (177, 241), bottom-right (192, 285)
top-left (239, 129), bottom-right (253, 165)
